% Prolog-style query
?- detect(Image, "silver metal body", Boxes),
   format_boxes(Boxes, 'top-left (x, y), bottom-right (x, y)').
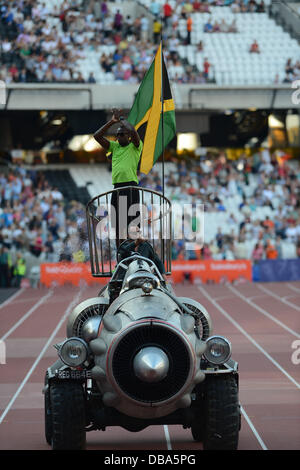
top-left (60, 254), bottom-right (220, 419)
top-left (49, 188), bottom-right (238, 425)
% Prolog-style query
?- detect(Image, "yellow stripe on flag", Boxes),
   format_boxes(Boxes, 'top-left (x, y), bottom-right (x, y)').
top-left (135, 100), bottom-right (174, 132)
top-left (163, 99), bottom-right (175, 112)
top-left (135, 108), bottom-right (151, 131)
top-left (140, 44), bottom-right (162, 174)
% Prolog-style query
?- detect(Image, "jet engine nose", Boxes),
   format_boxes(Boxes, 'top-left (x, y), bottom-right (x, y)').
top-left (133, 347), bottom-right (169, 383)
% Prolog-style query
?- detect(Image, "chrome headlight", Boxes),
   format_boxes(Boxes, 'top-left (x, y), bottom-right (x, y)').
top-left (58, 337), bottom-right (89, 367)
top-left (204, 336), bottom-right (231, 365)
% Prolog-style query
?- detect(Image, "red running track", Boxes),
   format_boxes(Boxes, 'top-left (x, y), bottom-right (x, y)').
top-left (0, 281), bottom-right (299, 451)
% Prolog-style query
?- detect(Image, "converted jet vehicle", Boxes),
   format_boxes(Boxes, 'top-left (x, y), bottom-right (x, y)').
top-left (43, 187), bottom-right (241, 450)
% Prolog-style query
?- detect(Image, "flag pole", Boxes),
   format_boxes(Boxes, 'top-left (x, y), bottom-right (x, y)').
top-left (160, 19), bottom-right (165, 199)
top-left (160, 18), bottom-right (166, 267)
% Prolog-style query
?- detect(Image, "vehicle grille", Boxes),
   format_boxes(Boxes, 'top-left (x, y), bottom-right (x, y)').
top-left (112, 323), bottom-right (191, 403)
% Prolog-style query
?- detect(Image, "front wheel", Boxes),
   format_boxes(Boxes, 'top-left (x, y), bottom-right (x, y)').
top-left (44, 373), bottom-right (52, 445)
top-left (203, 374), bottom-right (240, 450)
top-left (49, 381), bottom-right (86, 450)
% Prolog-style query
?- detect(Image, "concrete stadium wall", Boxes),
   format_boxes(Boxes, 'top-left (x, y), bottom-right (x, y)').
top-left (0, 84), bottom-right (297, 111)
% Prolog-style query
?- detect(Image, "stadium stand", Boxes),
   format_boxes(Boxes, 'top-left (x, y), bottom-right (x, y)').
top-left (2, 141), bottom-right (299, 288)
top-left (0, 1), bottom-right (300, 286)
top-left (69, 164), bottom-right (113, 198)
top-left (44, 168), bottom-right (91, 205)
top-left (0, 164), bottom-right (89, 287)
top-left (1, 0), bottom-right (300, 85)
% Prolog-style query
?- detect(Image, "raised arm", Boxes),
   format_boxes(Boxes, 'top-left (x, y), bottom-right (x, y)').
top-left (119, 114), bottom-right (140, 148)
top-left (93, 110), bottom-right (120, 150)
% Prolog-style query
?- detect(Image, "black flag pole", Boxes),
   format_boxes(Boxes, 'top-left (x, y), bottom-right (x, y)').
top-left (160, 18), bottom-right (166, 265)
top-left (160, 18), bottom-right (165, 199)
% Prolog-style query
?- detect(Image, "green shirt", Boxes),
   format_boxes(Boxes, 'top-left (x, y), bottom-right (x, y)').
top-left (108, 140), bottom-right (143, 185)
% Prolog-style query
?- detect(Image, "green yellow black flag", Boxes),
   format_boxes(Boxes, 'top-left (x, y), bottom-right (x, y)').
top-left (128, 43), bottom-right (176, 175)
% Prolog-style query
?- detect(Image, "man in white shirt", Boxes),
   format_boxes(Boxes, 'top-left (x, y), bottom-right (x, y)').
top-left (51, 188), bottom-right (63, 201)
top-left (140, 15), bottom-right (149, 42)
top-left (2, 39), bottom-right (12, 53)
top-left (263, 186), bottom-right (274, 201)
top-left (261, 148), bottom-right (271, 164)
top-left (285, 222), bottom-right (298, 243)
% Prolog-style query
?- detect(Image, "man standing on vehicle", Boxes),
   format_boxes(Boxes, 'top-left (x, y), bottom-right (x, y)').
top-left (93, 108), bottom-right (143, 246)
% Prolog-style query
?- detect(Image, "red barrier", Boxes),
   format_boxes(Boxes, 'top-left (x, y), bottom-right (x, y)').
top-left (40, 260), bottom-right (252, 287)
top-left (170, 260), bottom-right (252, 283)
top-left (40, 263), bottom-right (108, 287)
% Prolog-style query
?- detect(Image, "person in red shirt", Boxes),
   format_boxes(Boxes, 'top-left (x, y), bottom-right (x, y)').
top-left (163, 2), bottom-right (172, 26)
top-left (193, 1), bottom-right (201, 11)
top-left (250, 40), bottom-right (260, 53)
top-left (203, 58), bottom-right (210, 79)
top-left (9, 63), bottom-right (19, 81)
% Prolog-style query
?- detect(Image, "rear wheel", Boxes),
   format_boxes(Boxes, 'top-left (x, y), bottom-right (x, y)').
top-left (203, 374), bottom-right (240, 450)
top-left (50, 381), bottom-right (86, 450)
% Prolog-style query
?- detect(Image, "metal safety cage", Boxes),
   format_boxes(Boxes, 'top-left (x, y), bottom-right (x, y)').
top-left (86, 186), bottom-right (172, 277)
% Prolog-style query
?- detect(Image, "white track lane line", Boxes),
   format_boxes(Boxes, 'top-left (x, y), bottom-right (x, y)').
top-left (286, 284), bottom-right (300, 294)
top-left (255, 284), bottom-right (300, 313)
top-left (198, 286), bottom-right (300, 390)
top-left (240, 406), bottom-right (268, 450)
top-left (227, 285), bottom-right (300, 339)
top-left (163, 425), bottom-right (172, 450)
top-left (198, 286), bottom-right (299, 450)
top-left (0, 286), bottom-right (85, 425)
top-left (0, 289), bottom-right (54, 342)
top-left (0, 288), bottom-right (26, 310)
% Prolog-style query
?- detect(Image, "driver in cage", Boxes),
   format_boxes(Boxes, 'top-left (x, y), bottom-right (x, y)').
top-left (118, 237), bottom-right (168, 283)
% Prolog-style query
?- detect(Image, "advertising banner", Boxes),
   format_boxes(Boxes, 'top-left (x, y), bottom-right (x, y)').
top-left (40, 260), bottom-right (252, 286)
top-left (254, 259), bottom-right (300, 282)
top-left (170, 260), bottom-right (252, 283)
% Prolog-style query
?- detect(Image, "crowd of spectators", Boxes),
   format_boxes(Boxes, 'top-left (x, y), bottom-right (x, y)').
top-left (0, 0), bottom-right (270, 86)
top-left (0, 162), bottom-right (88, 288)
top-left (0, 0), bottom-right (197, 85)
top-left (281, 58), bottom-right (300, 84)
top-left (139, 149), bottom-right (300, 262)
top-left (0, 146), bottom-right (300, 288)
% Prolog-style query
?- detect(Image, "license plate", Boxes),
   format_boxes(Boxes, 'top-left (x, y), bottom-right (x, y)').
top-left (55, 369), bottom-right (92, 380)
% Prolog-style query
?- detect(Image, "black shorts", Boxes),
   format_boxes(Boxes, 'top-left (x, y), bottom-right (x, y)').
top-left (111, 181), bottom-right (140, 243)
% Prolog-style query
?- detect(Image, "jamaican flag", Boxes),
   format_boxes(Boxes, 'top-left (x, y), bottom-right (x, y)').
top-left (128, 43), bottom-right (176, 175)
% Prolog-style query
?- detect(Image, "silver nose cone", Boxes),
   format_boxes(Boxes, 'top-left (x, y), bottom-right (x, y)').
top-left (133, 347), bottom-right (169, 383)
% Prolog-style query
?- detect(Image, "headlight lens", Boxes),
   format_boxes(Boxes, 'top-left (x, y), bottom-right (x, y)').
top-left (58, 337), bottom-right (89, 367)
top-left (204, 336), bottom-right (231, 365)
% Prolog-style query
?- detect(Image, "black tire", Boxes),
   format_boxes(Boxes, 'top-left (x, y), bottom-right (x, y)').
top-left (191, 422), bottom-right (204, 442)
top-left (203, 374), bottom-right (240, 450)
top-left (44, 373), bottom-right (52, 446)
top-left (191, 385), bottom-right (205, 442)
top-left (50, 381), bottom-right (86, 450)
